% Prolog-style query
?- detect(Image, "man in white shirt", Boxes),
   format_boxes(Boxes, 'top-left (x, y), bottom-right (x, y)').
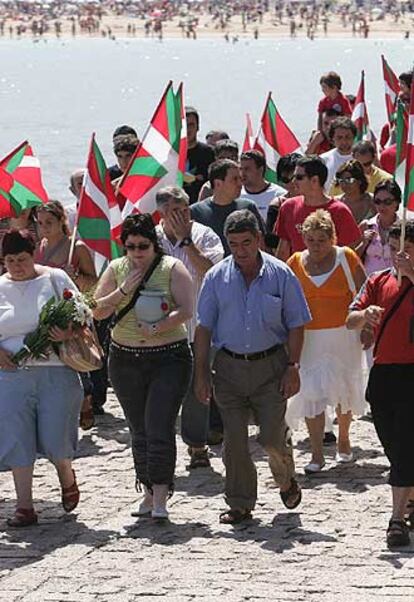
top-left (155, 186), bottom-right (224, 469)
top-left (239, 150), bottom-right (286, 221)
top-left (321, 116), bottom-right (357, 194)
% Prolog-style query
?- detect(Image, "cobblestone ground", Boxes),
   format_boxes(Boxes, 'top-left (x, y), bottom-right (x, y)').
top-left (1, 391), bottom-right (413, 602)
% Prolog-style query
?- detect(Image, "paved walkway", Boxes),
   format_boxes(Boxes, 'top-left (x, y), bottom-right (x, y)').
top-left (0, 392), bottom-right (413, 602)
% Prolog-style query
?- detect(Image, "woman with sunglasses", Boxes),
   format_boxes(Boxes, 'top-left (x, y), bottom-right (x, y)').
top-left (335, 160), bottom-right (376, 225)
top-left (359, 180), bottom-right (401, 276)
top-left (93, 214), bottom-right (193, 520)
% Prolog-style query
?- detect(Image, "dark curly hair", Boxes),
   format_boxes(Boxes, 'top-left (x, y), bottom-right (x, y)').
top-left (335, 160), bottom-right (368, 193)
top-left (120, 213), bottom-right (163, 254)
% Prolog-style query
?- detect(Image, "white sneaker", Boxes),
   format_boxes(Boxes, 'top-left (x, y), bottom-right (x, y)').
top-left (131, 499), bottom-right (152, 517)
top-left (304, 461), bottom-right (326, 474)
top-left (152, 507), bottom-right (169, 520)
top-left (335, 452), bottom-right (354, 464)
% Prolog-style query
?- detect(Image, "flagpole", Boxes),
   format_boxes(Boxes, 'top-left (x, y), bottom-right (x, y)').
top-left (398, 207), bottom-right (407, 286)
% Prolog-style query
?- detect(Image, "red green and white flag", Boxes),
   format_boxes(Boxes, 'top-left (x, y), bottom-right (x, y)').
top-left (254, 93), bottom-right (301, 183)
top-left (120, 81), bottom-right (184, 218)
top-left (77, 134), bottom-right (123, 266)
top-left (394, 100), bottom-right (408, 190)
top-left (0, 140), bottom-right (48, 218)
top-left (403, 89), bottom-right (414, 211)
top-left (352, 71), bottom-right (372, 142)
top-left (381, 55), bottom-right (400, 124)
top-left (176, 82), bottom-right (187, 187)
top-left (242, 113), bottom-right (255, 152)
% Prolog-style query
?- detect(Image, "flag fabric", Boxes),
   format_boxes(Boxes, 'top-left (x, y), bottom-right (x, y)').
top-left (254, 93), bottom-right (301, 184)
top-left (381, 55), bottom-right (400, 124)
top-left (176, 82), bottom-right (187, 187)
top-left (0, 140), bottom-right (48, 218)
top-left (120, 81), bottom-right (183, 218)
top-left (352, 71), bottom-right (372, 142)
top-left (242, 113), bottom-right (255, 152)
top-left (403, 90), bottom-right (414, 211)
top-left (77, 134), bottom-right (123, 264)
top-left (394, 100), bottom-right (409, 190)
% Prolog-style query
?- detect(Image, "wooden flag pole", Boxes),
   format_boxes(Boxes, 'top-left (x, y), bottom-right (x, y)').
top-left (397, 207), bottom-right (407, 286)
top-left (67, 222), bottom-right (78, 268)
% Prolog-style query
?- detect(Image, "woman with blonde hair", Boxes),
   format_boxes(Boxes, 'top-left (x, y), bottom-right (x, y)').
top-left (286, 209), bottom-right (367, 473)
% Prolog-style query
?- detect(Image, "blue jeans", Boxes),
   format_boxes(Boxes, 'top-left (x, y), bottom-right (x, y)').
top-left (109, 340), bottom-right (192, 487)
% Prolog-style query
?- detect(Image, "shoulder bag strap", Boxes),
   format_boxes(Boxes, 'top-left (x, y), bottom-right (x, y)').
top-left (373, 280), bottom-right (412, 356)
top-left (337, 247), bottom-right (356, 296)
top-left (112, 253), bottom-right (163, 327)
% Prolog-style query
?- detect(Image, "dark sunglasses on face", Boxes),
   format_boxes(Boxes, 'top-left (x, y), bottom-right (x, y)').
top-left (336, 177), bottom-right (357, 185)
top-left (294, 173), bottom-right (307, 181)
top-left (279, 174), bottom-right (294, 184)
top-left (373, 197), bottom-right (395, 206)
top-left (124, 242), bottom-right (152, 251)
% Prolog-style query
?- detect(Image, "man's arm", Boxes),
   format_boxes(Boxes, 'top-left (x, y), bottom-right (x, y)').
top-left (280, 326), bottom-right (304, 399)
top-left (276, 238), bottom-right (291, 262)
top-left (194, 325), bottom-right (213, 405)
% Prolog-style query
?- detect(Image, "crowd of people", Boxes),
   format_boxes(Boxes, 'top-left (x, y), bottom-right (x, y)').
top-left (0, 64), bottom-right (413, 550)
top-left (0, 0), bottom-right (412, 39)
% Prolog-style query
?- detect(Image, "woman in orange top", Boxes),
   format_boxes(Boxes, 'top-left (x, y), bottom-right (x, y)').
top-left (286, 210), bottom-right (367, 474)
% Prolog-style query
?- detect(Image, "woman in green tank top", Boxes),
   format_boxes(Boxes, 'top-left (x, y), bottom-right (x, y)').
top-left (94, 214), bottom-right (193, 520)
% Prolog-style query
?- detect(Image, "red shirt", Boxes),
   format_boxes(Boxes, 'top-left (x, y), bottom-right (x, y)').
top-left (380, 144), bottom-right (396, 175)
top-left (318, 93), bottom-right (352, 116)
top-left (275, 196), bottom-right (361, 253)
top-left (314, 138), bottom-right (333, 155)
top-left (350, 270), bottom-right (414, 364)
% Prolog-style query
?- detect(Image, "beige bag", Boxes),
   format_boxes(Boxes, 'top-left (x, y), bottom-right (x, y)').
top-left (59, 325), bottom-right (103, 373)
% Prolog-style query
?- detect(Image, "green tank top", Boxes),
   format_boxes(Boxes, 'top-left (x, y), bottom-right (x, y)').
top-left (111, 255), bottom-right (187, 347)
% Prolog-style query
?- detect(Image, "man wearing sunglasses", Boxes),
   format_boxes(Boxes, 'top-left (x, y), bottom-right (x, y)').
top-left (352, 140), bottom-right (392, 194)
top-left (275, 155), bottom-right (361, 262)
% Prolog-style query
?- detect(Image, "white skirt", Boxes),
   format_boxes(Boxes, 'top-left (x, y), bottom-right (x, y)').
top-left (286, 326), bottom-right (367, 430)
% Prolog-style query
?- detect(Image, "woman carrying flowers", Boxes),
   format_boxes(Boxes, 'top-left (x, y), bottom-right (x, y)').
top-left (0, 230), bottom-right (84, 527)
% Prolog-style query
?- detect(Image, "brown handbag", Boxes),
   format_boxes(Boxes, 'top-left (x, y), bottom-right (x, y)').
top-left (49, 272), bottom-right (103, 372)
top-left (59, 324), bottom-right (103, 373)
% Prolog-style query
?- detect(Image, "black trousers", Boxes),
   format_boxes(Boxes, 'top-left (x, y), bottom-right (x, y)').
top-left (109, 341), bottom-right (192, 487)
top-left (366, 363), bottom-right (414, 487)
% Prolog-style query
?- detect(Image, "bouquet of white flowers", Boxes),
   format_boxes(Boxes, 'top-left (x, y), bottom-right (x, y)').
top-left (12, 288), bottom-right (96, 367)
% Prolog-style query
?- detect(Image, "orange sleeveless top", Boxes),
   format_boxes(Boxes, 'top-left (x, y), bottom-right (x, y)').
top-left (288, 247), bottom-right (361, 330)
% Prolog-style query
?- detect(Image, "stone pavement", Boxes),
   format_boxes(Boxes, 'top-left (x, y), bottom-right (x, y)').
top-left (0, 392), bottom-right (413, 602)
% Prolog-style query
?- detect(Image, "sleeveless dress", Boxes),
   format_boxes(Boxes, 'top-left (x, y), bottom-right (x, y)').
top-left (286, 247), bottom-right (366, 429)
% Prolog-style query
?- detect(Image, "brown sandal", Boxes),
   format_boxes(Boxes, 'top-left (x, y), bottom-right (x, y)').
top-left (62, 470), bottom-right (80, 513)
top-left (80, 407), bottom-right (95, 431)
top-left (219, 509), bottom-right (252, 525)
top-left (7, 507), bottom-right (38, 528)
top-left (280, 478), bottom-right (302, 510)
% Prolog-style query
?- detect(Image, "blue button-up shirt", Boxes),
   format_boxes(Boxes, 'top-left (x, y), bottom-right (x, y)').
top-left (197, 252), bottom-right (311, 354)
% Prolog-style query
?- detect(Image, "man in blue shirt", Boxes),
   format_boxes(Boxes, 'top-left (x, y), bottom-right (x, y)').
top-left (194, 210), bottom-right (311, 524)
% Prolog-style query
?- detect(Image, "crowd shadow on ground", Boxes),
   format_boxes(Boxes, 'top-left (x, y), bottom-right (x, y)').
top-left (0, 499), bottom-right (117, 572)
top-left (120, 510), bottom-right (337, 555)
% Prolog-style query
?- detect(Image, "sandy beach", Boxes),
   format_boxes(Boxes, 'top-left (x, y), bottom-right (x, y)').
top-left (4, 10), bottom-right (414, 40)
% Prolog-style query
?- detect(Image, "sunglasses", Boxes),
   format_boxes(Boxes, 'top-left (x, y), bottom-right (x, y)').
top-left (373, 198), bottom-right (395, 206)
top-left (124, 242), bottom-right (152, 251)
top-left (336, 177), bottom-right (357, 185)
top-left (280, 174), bottom-right (294, 184)
top-left (294, 173), bottom-right (307, 181)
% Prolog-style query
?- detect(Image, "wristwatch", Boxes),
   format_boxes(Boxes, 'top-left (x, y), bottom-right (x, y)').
top-left (287, 361), bottom-right (300, 369)
top-left (179, 237), bottom-right (193, 248)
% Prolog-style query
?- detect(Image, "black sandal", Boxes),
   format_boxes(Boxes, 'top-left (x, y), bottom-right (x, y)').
top-left (405, 500), bottom-right (414, 530)
top-left (280, 478), bottom-right (302, 510)
top-left (219, 509), bottom-right (252, 525)
top-left (386, 518), bottom-right (410, 547)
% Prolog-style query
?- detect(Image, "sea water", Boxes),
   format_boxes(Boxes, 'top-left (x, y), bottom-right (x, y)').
top-left (0, 36), bottom-right (411, 204)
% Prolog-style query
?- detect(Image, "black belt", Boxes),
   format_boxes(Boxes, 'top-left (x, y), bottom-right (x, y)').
top-left (222, 344), bottom-right (282, 361)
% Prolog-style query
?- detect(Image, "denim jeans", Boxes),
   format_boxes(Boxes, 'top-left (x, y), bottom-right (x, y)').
top-left (109, 340), bottom-right (192, 487)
